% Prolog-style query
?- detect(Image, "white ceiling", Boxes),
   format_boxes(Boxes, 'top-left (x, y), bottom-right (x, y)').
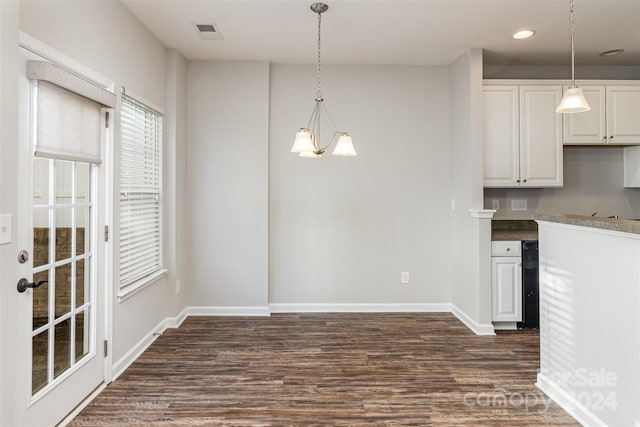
top-left (121, 0), bottom-right (640, 67)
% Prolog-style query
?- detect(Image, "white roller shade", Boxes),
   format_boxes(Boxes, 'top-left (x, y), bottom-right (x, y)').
top-left (34, 81), bottom-right (103, 164)
top-left (119, 93), bottom-right (163, 288)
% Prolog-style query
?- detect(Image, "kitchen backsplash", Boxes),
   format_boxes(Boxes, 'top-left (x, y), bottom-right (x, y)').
top-left (484, 146), bottom-right (640, 220)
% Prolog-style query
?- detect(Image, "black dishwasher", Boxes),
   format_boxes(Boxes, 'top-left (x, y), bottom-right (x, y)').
top-left (518, 240), bottom-right (539, 330)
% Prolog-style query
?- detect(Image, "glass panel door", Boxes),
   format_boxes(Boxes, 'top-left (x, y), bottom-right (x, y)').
top-left (31, 157), bottom-right (94, 396)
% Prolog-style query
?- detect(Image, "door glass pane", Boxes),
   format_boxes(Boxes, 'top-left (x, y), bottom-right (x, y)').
top-left (54, 263), bottom-right (71, 319)
top-left (55, 208), bottom-right (72, 262)
top-left (32, 331), bottom-right (49, 394)
top-left (53, 321), bottom-right (71, 379)
top-left (33, 209), bottom-right (50, 269)
top-left (32, 270), bottom-right (50, 330)
top-left (76, 206), bottom-right (90, 256)
top-left (75, 310), bottom-right (89, 362)
top-left (75, 259), bottom-right (88, 308)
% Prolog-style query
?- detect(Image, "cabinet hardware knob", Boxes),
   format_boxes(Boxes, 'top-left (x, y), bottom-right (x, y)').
top-left (516, 179), bottom-right (520, 183)
top-left (506, 248), bottom-right (510, 251)
top-left (610, 136), bottom-right (614, 139)
top-left (523, 179), bottom-right (527, 182)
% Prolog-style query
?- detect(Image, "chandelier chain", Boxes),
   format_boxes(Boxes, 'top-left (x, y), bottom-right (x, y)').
top-left (316, 9), bottom-right (322, 99)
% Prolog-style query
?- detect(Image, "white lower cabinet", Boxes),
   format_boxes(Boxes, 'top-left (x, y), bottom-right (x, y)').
top-left (491, 241), bottom-right (522, 322)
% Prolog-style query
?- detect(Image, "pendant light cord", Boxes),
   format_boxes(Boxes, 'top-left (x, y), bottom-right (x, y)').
top-left (570, 0), bottom-right (576, 86)
top-left (316, 10), bottom-right (322, 100)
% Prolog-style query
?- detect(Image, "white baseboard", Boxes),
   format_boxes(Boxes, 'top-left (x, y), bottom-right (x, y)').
top-left (186, 305), bottom-right (271, 316)
top-left (111, 317), bottom-right (167, 381)
top-left (166, 307), bottom-right (189, 328)
top-left (269, 303), bottom-right (451, 313)
top-left (111, 306), bottom-right (190, 381)
top-left (450, 304), bottom-right (495, 335)
top-left (537, 372), bottom-right (606, 427)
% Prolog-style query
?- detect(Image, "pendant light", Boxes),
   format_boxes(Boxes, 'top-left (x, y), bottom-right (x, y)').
top-left (556, 0), bottom-right (591, 113)
top-left (290, 3), bottom-right (356, 157)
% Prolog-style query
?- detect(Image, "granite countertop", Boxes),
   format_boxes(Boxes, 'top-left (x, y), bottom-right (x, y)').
top-left (535, 214), bottom-right (640, 235)
top-left (491, 219), bottom-right (538, 241)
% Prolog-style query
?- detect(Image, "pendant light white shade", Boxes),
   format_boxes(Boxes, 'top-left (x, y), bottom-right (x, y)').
top-left (556, 86), bottom-right (591, 113)
top-left (557, 0), bottom-right (590, 114)
top-left (291, 128), bottom-right (315, 153)
top-left (332, 133), bottom-right (357, 156)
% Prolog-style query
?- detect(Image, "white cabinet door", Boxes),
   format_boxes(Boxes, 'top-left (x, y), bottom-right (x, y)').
top-left (483, 86), bottom-right (519, 187)
top-left (607, 86), bottom-right (640, 145)
top-left (492, 257), bottom-right (522, 322)
top-left (562, 86), bottom-right (606, 144)
top-left (519, 86), bottom-right (563, 187)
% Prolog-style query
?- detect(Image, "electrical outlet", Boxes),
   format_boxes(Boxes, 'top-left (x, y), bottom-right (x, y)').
top-left (511, 199), bottom-right (527, 211)
top-left (176, 279), bottom-right (181, 294)
top-left (401, 272), bottom-right (410, 284)
top-left (492, 199), bottom-right (500, 210)
top-left (450, 198), bottom-right (456, 211)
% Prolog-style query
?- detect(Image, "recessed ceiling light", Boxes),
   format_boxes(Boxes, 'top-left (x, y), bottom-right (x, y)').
top-left (599, 49), bottom-right (624, 57)
top-left (512, 30), bottom-right (536, 40)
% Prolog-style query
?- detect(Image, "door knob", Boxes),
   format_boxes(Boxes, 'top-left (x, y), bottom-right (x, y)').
top-left (17, 278), bottom-right (48, 293)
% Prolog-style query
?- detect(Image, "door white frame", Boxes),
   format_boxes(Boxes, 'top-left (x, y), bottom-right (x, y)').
top-left (16, 34), bottom-right (114, 425)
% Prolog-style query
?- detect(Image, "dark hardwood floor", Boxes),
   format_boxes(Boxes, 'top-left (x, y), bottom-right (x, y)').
top-left (70, 313), bottom-right (577, 426)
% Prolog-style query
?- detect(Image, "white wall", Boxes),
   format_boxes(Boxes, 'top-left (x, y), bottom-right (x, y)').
top-left (486, 146), bottom-right (640, 220)
top-left (269, 64), bottom-right (451, 305)
top-left (187, 61), bottom-right (270, 308)
top-left (165, 49), bottom-right (191, 314)
top-left (449, 49), bottom-right (493, 330)
top-left (537, 221), bottom-right (640, 426)
top-left (0, 2), bottom-right (21, 423)
top-left (17, 0), bottom-right (186, 377)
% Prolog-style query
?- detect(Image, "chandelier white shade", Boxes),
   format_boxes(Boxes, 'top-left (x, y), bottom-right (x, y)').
top-left (290, 3), bottom-right (356, 158)
top-left (332, 133), bottom-right (356, 156)
top-left (556, 0), bottom-right (590, 114)
top-left (291, 128), bottom-right (314, 153)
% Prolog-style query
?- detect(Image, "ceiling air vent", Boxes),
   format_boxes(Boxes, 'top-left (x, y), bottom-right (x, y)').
top-left (193, 23), bottom-right (223, 40)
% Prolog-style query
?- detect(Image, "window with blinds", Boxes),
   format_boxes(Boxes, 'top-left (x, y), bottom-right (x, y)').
top-left (119, 93), bottom-right (163, 289)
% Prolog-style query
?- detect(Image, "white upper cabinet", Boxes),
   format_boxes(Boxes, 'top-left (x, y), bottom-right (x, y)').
top-left (519, 86), bottom-right (563, 187)
top-left (562, 86), bottom-right (606, 144)
top-left (483, 85), bottom-right (563, 188)
top-left (483, 86), bottom-right (519, 187)
top-left (563, 85), bottom-right (640, 145)
top-left (607, 86), bottom-right (640, 144)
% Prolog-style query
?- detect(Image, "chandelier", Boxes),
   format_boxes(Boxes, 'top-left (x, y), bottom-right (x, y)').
top-left (290, 3), bottom-right (357, 157)
top-left (556, 0), bottom-right (591, 113)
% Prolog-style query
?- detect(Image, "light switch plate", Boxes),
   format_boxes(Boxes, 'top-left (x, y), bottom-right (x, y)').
top-left (0, 214), bottom-right (12, 245)
top-left (492, 199), bottom-right (500, 210)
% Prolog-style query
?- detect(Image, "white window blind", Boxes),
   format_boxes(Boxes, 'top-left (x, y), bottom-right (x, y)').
top-left (34, 81), bottom-right (103, 164)
top-left (119, 93), bottom-right (163, 288)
